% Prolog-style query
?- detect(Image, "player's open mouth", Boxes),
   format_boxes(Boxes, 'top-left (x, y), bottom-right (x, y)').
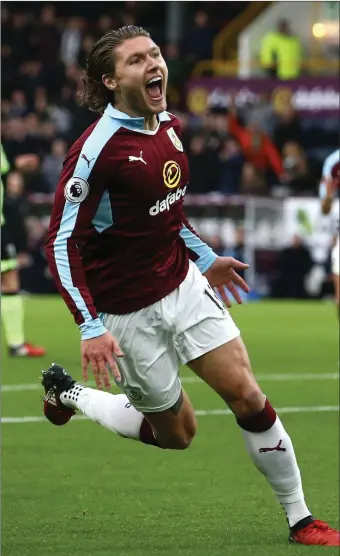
top-left (145, 76), bottom-right (163, 101)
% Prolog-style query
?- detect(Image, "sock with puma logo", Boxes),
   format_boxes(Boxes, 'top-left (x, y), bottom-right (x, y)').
top-left (237, 399), bottom-right (312, 527)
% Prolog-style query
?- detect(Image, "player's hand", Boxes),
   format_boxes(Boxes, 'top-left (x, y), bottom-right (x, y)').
top-left (203, 256), bottom-right (250, 308)
top-left (81, 332), bottom-right (124, 390)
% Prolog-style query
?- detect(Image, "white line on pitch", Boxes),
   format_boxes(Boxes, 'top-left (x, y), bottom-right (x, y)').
top-left (1, 372), bottom-right (339, 393)
top-left (1, 405), bottom-right (339, 424)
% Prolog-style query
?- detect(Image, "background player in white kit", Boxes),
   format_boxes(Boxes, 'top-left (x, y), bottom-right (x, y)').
top-left (319, 149), bottom-right (340, 315)
top-left (42, 26), bottom-right (339, 546)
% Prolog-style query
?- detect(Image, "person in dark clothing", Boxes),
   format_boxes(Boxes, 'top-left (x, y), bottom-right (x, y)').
top-left (272, 234), bottom-right (313, 298)
top-left (187, 134), bottom-right (220, 193)
top-left (217, 138), bottom-right (245, 195)
top-left (182, 10), bottom-right (216, 66)
top-left (274, 105), bottom-right (302, 152)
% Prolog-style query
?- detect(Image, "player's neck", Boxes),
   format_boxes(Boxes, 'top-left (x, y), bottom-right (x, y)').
top-left (114, 102), bottom-right (158, 131)
top-left (143, 115), bottom-right (158, 131)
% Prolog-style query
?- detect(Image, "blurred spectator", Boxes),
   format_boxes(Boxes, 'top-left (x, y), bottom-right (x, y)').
top-left (202, 107), bottom-right (229, 153)
top-left (15, 153), bottom-right (47, 194)
top-left (3, 171), bottom-right (28, 258)
top-left (34, 89), bottom-right (50, 121)
top-left (272, 235), bottom-right (313, 298)
top-left (96, 15), bottom-right (114, 39)
top-left (2, 118), bottom-right (41, 164)
top-left (243, 93), bottom-right (275, 138)
top-left (165, 43), bottom-right (188, 92)
top-left (64, 64), bottom-right (83, 92)
top-left (273, 105), bottom-right (302, 152)
top-left (8, 90), bottom-right (28, 118)
top-left (223, 227), bottom-right (246, 277)
top-left (34, 4), bottom-right (60, 65)
top-left (260, 19), bottom-right (302, 80)
top-left (281, 142), bottom-right (312, 194)
top-left (187, 135), bottom-right (220, 193)
top-left (78, 35), bottom-right (96, 69)
top-left (228, 109), bottom-right (283, 184)
top-left (42, 139), bottom-right (68, 192)
top-left (240, 162), bottom-right (268, 195)
top-left (217, 138), bottom-right (245, 195)
top-left (6, 171), bottom-right (25, 199)
top-left (182, 10), bottom-right (216, 66)
top-left (24, 112), bottom-right (49, 155)
top-left (9, 12), bottom-right (34, 65)
top-left (60, 17), bottom-right (83, 67)
top-left (18, 61), bottom-right (45, 103)
top-left (1, 5), bottom-right (11, 45)
top-left (120, 12), bottom-right (137, 27)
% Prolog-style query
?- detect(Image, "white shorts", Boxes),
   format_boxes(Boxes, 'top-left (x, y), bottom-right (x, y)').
top-left (331, 235), bottom-right (339, 276)
top-left (101, 261), bottom-right (240, 412)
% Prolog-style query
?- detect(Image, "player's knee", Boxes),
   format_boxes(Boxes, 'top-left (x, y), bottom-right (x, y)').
top-left (163, 431), bottom-right (195, 450)
top-left (161, 421), bottom-right (197, 450)
top-left (227, 385), bottom-right (265, 419)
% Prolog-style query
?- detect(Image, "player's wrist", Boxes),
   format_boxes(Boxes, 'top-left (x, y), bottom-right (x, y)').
top-left (200, 252), bottom-right (218, 274)
top-left (79, 318), bottom-right (107, 340)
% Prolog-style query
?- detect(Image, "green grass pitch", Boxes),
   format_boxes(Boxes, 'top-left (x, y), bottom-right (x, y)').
top-left (1, 296), bottom-right (339, 556)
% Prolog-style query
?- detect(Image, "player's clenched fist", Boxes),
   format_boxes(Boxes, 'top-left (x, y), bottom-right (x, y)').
top-left (81, 331), bottom-right (124, 390)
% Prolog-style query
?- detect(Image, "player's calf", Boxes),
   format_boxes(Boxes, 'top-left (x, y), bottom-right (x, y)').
top-left (143, 390), bottom-right (197, 450)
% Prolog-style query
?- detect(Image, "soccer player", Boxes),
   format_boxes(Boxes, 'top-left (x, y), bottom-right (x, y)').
top-left (1, 144), bottom-right (46, 357)
top-left (42, 27), bottom-right (339, 546)
top-left (319, 149), bottom-right (340, 314)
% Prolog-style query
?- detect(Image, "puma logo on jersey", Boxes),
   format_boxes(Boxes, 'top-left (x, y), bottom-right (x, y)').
top-left (149, 185), bottom-right (187, 216)
top-left (81, 154), bottom-right (95, 167)
top-left (129, 151), bottom-right (147, 165)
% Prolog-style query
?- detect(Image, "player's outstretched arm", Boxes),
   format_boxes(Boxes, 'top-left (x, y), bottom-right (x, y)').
top-left (203, 256), bottom-right (250, 307)
top-left (46, 149), bottom-right (123, 389)
top-left (320, 178), bottom-right (333, 215)
top-left (319, 150), bottom-right (339, 215)
top-left (81, 332), bottom-right (123, 389)
top-left (180, 214), bottom-right (218, 273)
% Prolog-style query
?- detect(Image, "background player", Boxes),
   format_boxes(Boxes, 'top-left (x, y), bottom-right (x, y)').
top-left (319, 149), bottom-right (340, 315)
top-left (1, 144), bottom-right (46, 357)
top-left (42, 27), bottom-right (339, 546)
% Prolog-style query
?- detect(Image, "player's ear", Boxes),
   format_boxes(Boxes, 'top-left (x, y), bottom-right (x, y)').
top-left (102, 74), bottom-right (117, 91)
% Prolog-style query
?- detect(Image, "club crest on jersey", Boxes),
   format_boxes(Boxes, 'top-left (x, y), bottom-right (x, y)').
top-left (163, 160), bottom-right (181, 189)
top-left (166, 127), bottom-right (183, 152)
top-left (64, 177), bottom-right (89, 203)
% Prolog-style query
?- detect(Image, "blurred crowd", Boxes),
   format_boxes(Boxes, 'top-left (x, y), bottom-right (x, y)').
top-left (1, 2), bottom-right (338, 296)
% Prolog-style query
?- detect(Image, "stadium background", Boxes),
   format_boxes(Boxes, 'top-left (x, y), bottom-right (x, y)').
top-left (1, 3), bottom-right (339, 556)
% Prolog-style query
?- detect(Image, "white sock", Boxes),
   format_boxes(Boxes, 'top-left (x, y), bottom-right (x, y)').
top-left (60, 385), bottom-right (144, 440)
top-left (241, 416), bottom-right (311, 527)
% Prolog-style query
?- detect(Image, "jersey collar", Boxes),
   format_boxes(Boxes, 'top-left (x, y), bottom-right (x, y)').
top-left (104, 104), bottom-right (170, 130)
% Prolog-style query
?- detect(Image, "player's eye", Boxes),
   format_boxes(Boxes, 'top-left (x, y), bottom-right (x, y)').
top-left (130, 58), bottom-right (141, 65)
top-left (153, 51), bottom-right (160, 58)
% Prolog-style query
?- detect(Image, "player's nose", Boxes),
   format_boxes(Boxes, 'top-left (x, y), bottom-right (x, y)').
top-left (146, 55), bottom-right (161, 73)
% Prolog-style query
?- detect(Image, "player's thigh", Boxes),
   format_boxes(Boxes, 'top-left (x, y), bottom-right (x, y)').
top-left (143, 389), bottom-right (197, 449)
top-left (173, 264), bottom-right (263, 415)
top-left (188, 337), bottom-right (264, 417)
top-left (102, 308), bottom-right (182, 413)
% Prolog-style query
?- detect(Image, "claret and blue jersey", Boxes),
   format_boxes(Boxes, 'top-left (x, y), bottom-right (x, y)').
top-left (46, 104), bottom-right (217, 339)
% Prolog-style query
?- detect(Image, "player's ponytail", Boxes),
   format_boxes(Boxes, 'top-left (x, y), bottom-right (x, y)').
top-left (79, 25), bottom-right (150, 115)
